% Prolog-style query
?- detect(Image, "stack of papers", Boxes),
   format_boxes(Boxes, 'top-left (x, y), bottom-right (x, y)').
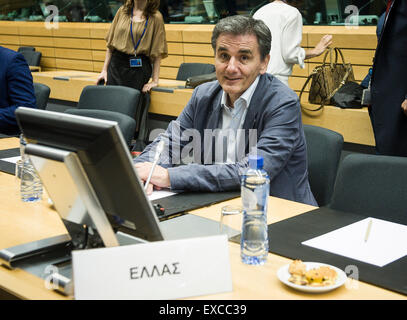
top-left (302, 218), bottom-right (407, 267)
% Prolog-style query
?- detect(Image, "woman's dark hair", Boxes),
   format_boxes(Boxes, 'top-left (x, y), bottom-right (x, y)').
top-left (211, 15), bottom-right (271, 61)
top-left (123, 0), bottom-right (160, 17)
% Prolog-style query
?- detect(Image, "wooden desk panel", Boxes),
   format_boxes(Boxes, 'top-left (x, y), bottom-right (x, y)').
top-left (150, 88), bottom-right (192, 116)
top-left (29, 66), bottom-right (41, 72)
top-left (32, 71), bottom-right (99, 102)
top-left (301, 104), bottom-right (375, 146)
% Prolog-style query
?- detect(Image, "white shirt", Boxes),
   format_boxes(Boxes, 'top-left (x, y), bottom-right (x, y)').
top-left (215, 76), bottom-right (259, 164)
top-left (253, 1), bottom-right (305, 86)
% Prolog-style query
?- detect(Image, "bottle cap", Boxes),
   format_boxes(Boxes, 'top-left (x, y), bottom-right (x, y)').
top-left (248, 155), bottom-right (263, 169)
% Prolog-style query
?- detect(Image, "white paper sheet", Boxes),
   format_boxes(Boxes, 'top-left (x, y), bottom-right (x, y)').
top-left (1, 156), bottom-right (20, 164)
top-left (147, 189), bottom-right (177, 201)
top-left (302, 218), bottom-right (407, 267)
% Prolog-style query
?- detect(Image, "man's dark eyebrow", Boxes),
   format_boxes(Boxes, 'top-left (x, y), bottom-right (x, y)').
top-left (238, 49), bottom-right (253, 55)
top-left (216, 47), bottom-right (253, 55)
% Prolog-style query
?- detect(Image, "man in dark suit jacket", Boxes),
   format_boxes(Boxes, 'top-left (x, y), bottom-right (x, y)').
top-left (370, 0), bottom-right (407, 156)
top-left (0, 46), bottom-right (36, 135)
top-left (134, 16), bottom-right (317, 206)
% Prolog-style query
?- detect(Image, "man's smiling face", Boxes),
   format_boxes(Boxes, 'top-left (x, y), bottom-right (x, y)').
top-left (214, 32), bottom-right (269, 105)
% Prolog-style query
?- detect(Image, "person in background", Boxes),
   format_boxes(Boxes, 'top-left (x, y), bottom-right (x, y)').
top-left (360, 12), bottom-right (385, 89)
top-left (96, 0), bottom-right (168, 93)
top-left (134, 15), bottom-right (317, 206)
top-left (370, 0), bottom-right (407, 156)
top-left (0, 46), bottom-right (36, 135)
top-left (253, 0), bottom-right (332, 86)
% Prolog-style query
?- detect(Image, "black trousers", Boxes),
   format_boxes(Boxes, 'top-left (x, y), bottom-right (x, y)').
top-left (107, 50), bottom-right (152, 91)
top-left (107, 50), bottom-right (152, 143)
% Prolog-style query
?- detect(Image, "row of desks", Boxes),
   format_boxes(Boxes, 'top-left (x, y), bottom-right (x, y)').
top-left (31, 71), bottom-right (375, 146)
top-left (0, 137), bottom-right (403, 299)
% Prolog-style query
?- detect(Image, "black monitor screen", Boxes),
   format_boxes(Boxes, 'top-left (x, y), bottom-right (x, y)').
top-left (15, 107), bottom-right (164, 242)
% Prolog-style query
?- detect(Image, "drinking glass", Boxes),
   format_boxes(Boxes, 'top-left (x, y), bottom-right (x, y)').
top-left (220, 205), bottom-right (243, 239)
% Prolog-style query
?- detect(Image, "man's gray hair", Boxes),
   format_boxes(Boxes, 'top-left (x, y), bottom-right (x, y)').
top-left (211, 15), bottom-right (271, 61)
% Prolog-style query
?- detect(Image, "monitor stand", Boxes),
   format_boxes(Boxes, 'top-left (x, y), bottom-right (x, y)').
top-left (0, 230), bottom-right (146, 297)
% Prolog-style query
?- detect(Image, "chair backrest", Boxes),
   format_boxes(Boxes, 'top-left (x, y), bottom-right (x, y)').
top-left (33, 83), bottom-right (50, 110)
top-left (20, 50), bottom-right (42, 66)
top-left (64, 109), bottom-right (136, 148)
top-left (303, 124), bottom-right (344, 206)
top-left (329, 153), bottom-right (407, 224)
top-left (77, 85), bottom-right (141, 118)
top-left (18, 46), bottom-right (35, 52)
top-left (176, 63), bottom-right (216, 81)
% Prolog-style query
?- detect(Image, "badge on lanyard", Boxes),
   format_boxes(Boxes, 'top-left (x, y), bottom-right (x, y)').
top-left (130, 13), bottom-right (148, 68)
top-left (130, 58), bottom-right (142, 67)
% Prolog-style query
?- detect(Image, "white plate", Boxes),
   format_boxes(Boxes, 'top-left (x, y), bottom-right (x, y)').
top-left (277, 262), bottom-right (347, 293)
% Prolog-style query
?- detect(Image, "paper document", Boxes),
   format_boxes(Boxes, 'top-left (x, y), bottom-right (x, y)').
top-left (302, 218), bottom-right (407, 267)
top-left (147, 189), bottom-right (177, 201)
top-left (1, 156), bottom-right (20, 164)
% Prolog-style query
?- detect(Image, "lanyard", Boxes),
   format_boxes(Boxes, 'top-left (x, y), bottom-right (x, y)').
top-left (386, 0), bottom-right (394, 16)
top-left (130, 12), bottom-right (148, 56)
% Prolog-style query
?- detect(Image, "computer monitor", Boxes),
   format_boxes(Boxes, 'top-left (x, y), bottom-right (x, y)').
top-left (15, 107), bottom-right (164, 247)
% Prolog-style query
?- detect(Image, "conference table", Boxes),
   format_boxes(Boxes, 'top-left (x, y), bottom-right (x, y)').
top-left (0, 137), bottom-right (404, 300)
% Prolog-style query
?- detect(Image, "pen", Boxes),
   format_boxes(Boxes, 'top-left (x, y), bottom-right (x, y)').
top-left (144, 140), bottom-right (165, 190)
top-left (364, 219), bottom-right (373, 242)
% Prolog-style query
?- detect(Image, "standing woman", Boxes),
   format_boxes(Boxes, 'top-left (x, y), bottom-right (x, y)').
top-left (253, 0), bottom-right (332, 87)
top-left (97, 0), bottom-right (168, 93)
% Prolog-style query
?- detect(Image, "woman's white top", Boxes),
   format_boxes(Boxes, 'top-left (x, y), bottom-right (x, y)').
top-left (253, 1), bottom-right (306, 86)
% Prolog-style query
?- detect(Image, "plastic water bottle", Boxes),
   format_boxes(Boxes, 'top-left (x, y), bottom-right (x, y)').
top-left (240, 155), bottom-right (270, 265)
top-left (19, 134), bottom-right (43, 202)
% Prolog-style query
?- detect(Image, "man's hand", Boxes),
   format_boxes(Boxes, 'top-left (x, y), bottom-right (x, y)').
top-left (134, 162), bottom-right (170, 195)
top-left (402, 99), bottom-right (407, 116)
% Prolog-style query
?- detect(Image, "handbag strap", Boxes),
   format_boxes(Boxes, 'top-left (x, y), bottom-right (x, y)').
top-left (298, 69), bottom-right (316, 105)
top-left (299, 64), bottom-right (353, 112)
top-left (322, 47), bottom-right (348, 69)
top-left (322, 48), bottom-right (336, 68)
top-left (334, 47), bottom-right (348, 66)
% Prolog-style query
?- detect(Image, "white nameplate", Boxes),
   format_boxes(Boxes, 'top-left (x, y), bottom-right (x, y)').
top-left (72, 235), bottom-right (232, 300)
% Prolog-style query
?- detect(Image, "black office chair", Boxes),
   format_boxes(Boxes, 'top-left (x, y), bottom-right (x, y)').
top-left (176, 63), bottom-right (216, 81)
top-left (33, 83), bottom-right (50, 110)
top-left (65, 85), bottom-right (141, 147)
top-left (303, 124), bottom-right (344, 207)
top-left (76, 85), bottom-right (141, 118)
top-left (18, 46), bottom-right (35, 52)
top-left (64, 109), bottom-right (136, 148)
top-left (20, 50), bottom-right (42, 67)
top-left (328, 153), bottom-right (407, 224)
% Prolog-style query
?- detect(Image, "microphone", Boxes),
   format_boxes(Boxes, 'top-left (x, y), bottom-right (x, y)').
top-left (144, 140), bottom-right (165, 191)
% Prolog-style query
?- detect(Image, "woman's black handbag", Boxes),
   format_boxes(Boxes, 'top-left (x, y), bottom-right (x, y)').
top-left (185, 72), bottom-right (217, 88)
top-left (332, 81), bottom-right (364, 109)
